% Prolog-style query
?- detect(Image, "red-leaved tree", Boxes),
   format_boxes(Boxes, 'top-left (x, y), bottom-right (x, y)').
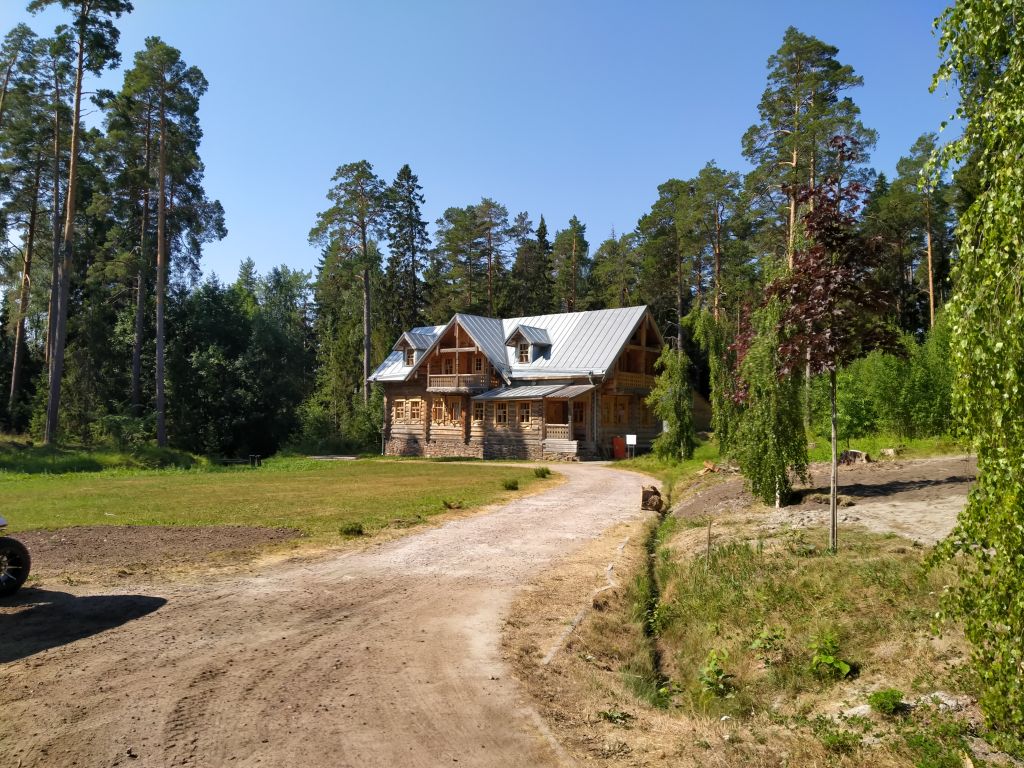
top-left (769, 136), bottom-right (900, 550)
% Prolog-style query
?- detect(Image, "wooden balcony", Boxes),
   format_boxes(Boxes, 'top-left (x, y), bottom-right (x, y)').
top-left (427, 373), bottom-right (489, 392)
top-left (544, 423), bottom-right (570, 440)
top-left (616, 371), bottom-right (656, 390)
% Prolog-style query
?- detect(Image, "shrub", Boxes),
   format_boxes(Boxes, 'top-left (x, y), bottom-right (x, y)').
top-left (339, 521), bottom-right (364, 537)
top-left (699, 649), bottom-right (734, 697)
top-left (808, 630), bottom-right (852, 680)
top-left (818, 726), bottom-right (860, 754)
top-left (867, 688), bottom-right (906, 717)
top-left (533, 466), bottom-right (552, 478)
top-left (502, 478), bottom-right (519, 490)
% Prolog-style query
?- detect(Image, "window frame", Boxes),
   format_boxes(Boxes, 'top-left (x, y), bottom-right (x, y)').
top-left (519, 401), bottom-right (532, 426)
top-left (409, 399), bottom-right (422, 422)
top-left (495, 402), bottom-right (508, 425)
top-left (518, 342), bottom-right (530, 364)
top-left (404, 348), bottom-right (415, 366)
top-left (473, 401), bottom-right (484, 423)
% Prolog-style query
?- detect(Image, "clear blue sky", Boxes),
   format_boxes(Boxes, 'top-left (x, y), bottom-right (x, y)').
top-left (3, 1), bottom-right (956, 281)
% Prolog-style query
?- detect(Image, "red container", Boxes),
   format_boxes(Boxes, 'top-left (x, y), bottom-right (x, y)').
top-left (612, 435), bottom-right (626, 459)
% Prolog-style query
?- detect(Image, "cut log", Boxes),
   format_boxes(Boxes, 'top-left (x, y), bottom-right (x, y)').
top-left (641, 485), bottom-right (663, 512)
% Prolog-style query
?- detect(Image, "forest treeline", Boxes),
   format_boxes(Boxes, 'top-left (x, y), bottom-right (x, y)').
top-left (1, 11), bottom-right (963, 458)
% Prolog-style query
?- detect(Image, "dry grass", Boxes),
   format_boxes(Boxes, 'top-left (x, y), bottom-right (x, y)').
top-left (503, 491), bottom-right (1004, 767)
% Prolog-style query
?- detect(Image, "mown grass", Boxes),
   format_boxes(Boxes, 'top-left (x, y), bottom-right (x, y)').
top-left (0, 457), bottom-right (546, 538)
top-left (807, 433), bottom-right (965, 462)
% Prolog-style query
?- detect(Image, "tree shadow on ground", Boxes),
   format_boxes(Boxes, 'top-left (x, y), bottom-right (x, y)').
top-left (796, 474), bottom-right (974, 503)
top-left (0, 588), bottom-right (166, 663)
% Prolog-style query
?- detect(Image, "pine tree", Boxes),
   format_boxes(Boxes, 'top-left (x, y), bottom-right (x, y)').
top-left (384, 164), bottom-right (429, 332)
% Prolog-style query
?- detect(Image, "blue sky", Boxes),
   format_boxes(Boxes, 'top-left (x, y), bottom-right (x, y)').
top-left (3, 1), bottom-right (956, 281)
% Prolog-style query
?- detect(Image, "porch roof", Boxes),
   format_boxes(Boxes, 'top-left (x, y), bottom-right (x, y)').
top-left (471, 383), bottom-right (598, 401)
top-left (471, 384), bottom-right (564, 401)
top-left (544, 383), bottom-right (597, 400)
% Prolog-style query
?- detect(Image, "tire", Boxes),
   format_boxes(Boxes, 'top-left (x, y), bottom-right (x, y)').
top-left (0, 536), bottom-right (31, 597)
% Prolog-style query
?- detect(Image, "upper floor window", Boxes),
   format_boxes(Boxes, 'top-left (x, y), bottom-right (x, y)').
top-left (473, 355), bottom-right (483, 373)
top-left (443, 357), bottom-right (454, 375)
top-left (405, 348), bottom-right (415, 366)
top-left (518, 342), bottom-right (530, 364)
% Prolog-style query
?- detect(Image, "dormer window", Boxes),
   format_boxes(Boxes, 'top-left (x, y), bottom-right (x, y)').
top-left (518, 342), bottom-right (530, 364)
top-left (405, 348), bottom-right (415, 366)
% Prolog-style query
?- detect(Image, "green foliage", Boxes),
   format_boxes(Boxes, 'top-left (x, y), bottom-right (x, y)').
top-left (646, 345), bottom-right (697, 461)
top-left (339, 521), bottom-right (364, 537)
top-left (930, 0), bottom-right (1024, 745)
top-left (748, 626), bottom-right (787, 666)
top-left (533, 466), bottom-right (551, 478)
top-left (808, 630), bottom-right (852, 680)
top-left (815, 723), bottom-right (861, 755)
top-left (698, 649), bottom-right (734, 697)
top-left (809, 316), bottom-right (953, 441)
top-left (868, 688), bottom-right (906, 717)
top-left (732, 302), bottom-right (808, 505)
top-left (690, 309), bottom-right (742, 455)
top-left (501, 478), bottom-right (519, 491)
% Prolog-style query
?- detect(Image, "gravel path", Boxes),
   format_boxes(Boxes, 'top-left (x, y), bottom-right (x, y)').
top-left (0, 463), bottom-right (647, 768)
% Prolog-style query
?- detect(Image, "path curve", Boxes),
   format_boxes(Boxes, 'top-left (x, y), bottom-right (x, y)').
top-left (0, 463), bottom-right (647, 768)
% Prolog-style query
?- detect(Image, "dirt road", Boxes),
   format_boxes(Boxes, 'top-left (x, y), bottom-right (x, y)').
top-left (0, 463), bottom-right (646, 768)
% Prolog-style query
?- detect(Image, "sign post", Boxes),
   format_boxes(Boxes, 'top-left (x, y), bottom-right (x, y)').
top-left (625, 433), bottom-right (637, 459)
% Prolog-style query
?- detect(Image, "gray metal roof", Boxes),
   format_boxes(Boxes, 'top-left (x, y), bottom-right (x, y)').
top-left (546, 383), bottom-right (598, 400)
top-left (369, 306), bottom-right (655, 385)
top-left (472, 384), bottom-right (564, 401)
top-left (504, 324), bottom-right (552, 346)
top-left (372, 324), bottom-right (445, 382)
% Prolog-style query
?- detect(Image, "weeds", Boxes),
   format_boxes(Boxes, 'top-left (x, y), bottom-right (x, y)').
top-left (868, 688), bottom-right (907, 717)
top-left (533, 466), bottom-right (552, 478)
top-left (339, 521), bottom-right (364, 537)
top-left (502, 478), bottom-right (519, 490)
top-left (808, 630), bottom-right (853, 680)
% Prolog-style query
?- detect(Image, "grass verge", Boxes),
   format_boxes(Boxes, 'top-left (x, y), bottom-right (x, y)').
top-left (1, 458), bottom-right (548, 539)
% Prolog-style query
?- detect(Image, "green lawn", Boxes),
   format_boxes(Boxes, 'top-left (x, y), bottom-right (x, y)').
top-left (0, 457), bottom-right (548, 537)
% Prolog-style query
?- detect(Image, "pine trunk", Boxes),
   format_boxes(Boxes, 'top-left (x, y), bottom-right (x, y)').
top-left (9, 161), bottom-right (42, 417)
top-left (132, 105), bottom-right (153, 414)
top-left (45, 70), bottom-right (63, 368)
top-left (44, 30), bottom-right (85, 446)
top-left (155, 90), bottom-right (168, 446)
top-left (361, 226), bottom-right (371, 405)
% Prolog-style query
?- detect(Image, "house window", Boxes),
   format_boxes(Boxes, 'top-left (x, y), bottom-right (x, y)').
top-left (573, 402), bottom-right (585, 426)
top-left (473, 401), bottom-right (484, 423)
top-left (615, 397), bottom-right (629, 426)
top-left (409, 399), bottom-right (422, 422)
top-left (448, 398), bottom-right (462, 425)
top-left (495, 402), bottom-right (508, 425)
top-left (405, 348), bottom-right (415, 366)
top-left (443, 357), bottom-right (454, 375)
top-left (473, 356), bottom-right (483, 373)
top-left (432, 397), bottom-right (444, 423)
top-left (518, 342), bottom-right (530, 363)
top-left (393, 399), bottom-right (405, 422)
top-left (519, 402), bottom-right (532, 426)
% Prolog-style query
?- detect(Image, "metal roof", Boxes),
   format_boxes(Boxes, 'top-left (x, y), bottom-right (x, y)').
top-left (369, 305), bottom-right (656, 384)
top-left (546, 383), bottom-right (598, 400)
top-left (472, 384), bottom-right (564, 401)
top-left (372, 325), bottom-right (445, 381)
top-left (504, 324), bottom-right (552, 346)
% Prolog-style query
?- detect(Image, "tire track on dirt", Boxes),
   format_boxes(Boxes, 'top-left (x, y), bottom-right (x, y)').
top-left (0, 463), bottom-right (646, 768)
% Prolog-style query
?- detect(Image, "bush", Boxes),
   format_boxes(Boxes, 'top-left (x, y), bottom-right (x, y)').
top-left (808, 630), bottom-right (852, 680)
top-left (339, 521), bottom-right (364, 537)
top-left (502, 478), bottom-right (519, 491)
top-left (533, 466), bottom-right (552, 478)
top-left (699, 649), bottom-right (734, 697)
top-left (818, 726), bottom-right (860, 754)
top-left (868, 688), bottom-right (906, 717)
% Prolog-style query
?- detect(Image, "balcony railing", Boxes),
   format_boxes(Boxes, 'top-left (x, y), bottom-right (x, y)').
top-left (544, 423), bottom-right (570, 440)
top-left (427, 373), bottom-right (489, 392)
top-left (616, 371), bottom-right (656, 390)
